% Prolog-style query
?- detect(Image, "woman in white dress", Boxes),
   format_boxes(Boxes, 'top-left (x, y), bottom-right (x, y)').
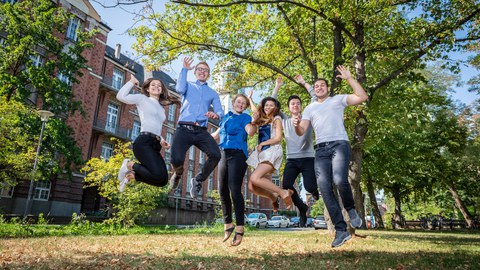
top-left (246, 94), bottom-right (293, 212)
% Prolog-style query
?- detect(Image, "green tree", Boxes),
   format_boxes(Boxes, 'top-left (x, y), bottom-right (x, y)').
top-left (81, 139), bottom-right (169, 227)
top-left (128, 0), bottom-right (480, 227)
top-left (0, 0), bottom-right (95, 182)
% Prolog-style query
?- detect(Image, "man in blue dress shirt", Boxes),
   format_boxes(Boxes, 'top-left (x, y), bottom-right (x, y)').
top-left (169, 57), bottom-right (224, 199)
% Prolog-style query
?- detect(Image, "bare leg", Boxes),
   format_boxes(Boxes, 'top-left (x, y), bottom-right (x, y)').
top-left (249, 163), bottom-right (293, 209)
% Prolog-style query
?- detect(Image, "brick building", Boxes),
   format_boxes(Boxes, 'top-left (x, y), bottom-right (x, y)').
top-left (0, 0), bottom-right (284, 223)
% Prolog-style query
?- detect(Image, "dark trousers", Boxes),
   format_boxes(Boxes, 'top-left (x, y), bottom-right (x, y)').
top-left (218, 149), bottom-right (247, 226)
top-left (282, 157), bottom-right (319, 208)
top-left (171, 126), bottom-right (221, 182)
top-left (314, 140), bottom-right (355, 231)
top-left (132, 134), bottom-right (168, 186)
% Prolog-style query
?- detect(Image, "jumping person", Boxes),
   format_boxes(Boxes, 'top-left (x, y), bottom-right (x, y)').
top-left (212, 94), bottom-right (256, 246)
top-left (169, 57), bottom-right (224, 199)
top-left (246, 93), bottom-right (293, 213)
top-left (117, 75), bottom-right (180, 192)
top-left (271, 76), bottom-right (319, 227)
top-left (293, 65), bottom-right (367, 248)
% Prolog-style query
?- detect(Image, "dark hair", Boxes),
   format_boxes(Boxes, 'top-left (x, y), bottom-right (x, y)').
top-left (141, 78), bottom-right (181, 106)
top-left (232, 94), bottom-right (250, 108)
top-left (313, 78), bottom-right (329, 88)
top-left (254, 96), bottom-right (281, 126)
top-left (287, 95), bottom-right (302, 106)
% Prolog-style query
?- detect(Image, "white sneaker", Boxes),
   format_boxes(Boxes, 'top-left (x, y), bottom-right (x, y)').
top-left (119, 177), bottom-right (129, 192)
top-left (117, 159), bottom-right (130, 182)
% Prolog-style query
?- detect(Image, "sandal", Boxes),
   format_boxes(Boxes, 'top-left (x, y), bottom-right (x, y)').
top-left (282, 189), bottom-right (294, 210)
top-left (231, 231), bottom-right (244, 246)
top-left (272, 197), bottom-right (279, 214)
top-left (222, 225), bottom-right (235, 242)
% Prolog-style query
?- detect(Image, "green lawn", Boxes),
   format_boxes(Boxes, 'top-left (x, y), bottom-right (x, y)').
top-left (1, 228), bottom-right (479, 269)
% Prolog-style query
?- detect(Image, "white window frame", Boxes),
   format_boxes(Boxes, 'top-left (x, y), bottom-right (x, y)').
top-left (165, 132), bottom-right (173, 154)
top-left (101, 142), bottom-right (114, 161)
top-left (1, 184), bottom-right (14, 198)
top-left (189, 146), bottom-right (195, 160)
top-left (131, 120), bottom-right (141, 141)
top-left (112, 67), bottom-right (124, 90)
top-left (66, 17), bottom-right (80, 41)
top-left (168, 104), bottom-right (176, 122)
top-left (208, 174), bottom-right (213, 191)
top-left (106, 102), bottom-right (119, 132)
top-left (29, 54), bottom-right (44, 68)
top-left (33, 181), bottom-right (51, 201)
top-left (199, 152), bottom-right (205, 165)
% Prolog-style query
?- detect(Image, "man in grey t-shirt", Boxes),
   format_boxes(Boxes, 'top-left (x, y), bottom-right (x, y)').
top-left (272, 77), bottom-right (319, 227)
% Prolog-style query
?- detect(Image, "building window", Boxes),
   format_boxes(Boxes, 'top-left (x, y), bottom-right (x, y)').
top-left (189, 146), bottom-right (195, 160)
top-left (66, 17), bottom-right (81, 41)
top-left (0, 184), bottom-right (14, 198)
top-left (168, 104), bottom-right (176, 122)
top-left (272, 174), bottom-right (280, 187)
top-left (29, 54), bottom-right (44, 68)
top-left (208, 174), bottom-right (213, 191)
top-left (187, 169), bottom-right (193, 195)
top-left (106, 102), bottom-right (119, 132)
top-left (33, 181), bottom-right (51, 201)
top-left (2, 0), bottom-right (17, 4)
top-left (101, 142), bottom-right (113, 161)
top-left (199, 152), bottom-right (205, 165)
top-left (112, 68), bottom-right (124, 90)
top-left (131, 120), bottom-right (141, 141)
top-left (210, 127), bottom-right (216, 133)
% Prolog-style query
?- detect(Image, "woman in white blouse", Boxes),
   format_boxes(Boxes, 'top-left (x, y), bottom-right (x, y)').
top-left (116, 75), bottom-right (180, 192)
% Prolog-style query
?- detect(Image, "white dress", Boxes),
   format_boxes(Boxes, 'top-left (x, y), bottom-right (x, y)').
top-left (246, 116), bottom-right (283, 172)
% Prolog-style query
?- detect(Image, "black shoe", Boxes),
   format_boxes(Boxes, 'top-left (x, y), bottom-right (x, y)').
top-left (331, 230), bottom-right (351, 248)
top-left (189, 178), bottom-right (202, 198)
top-left (299, 204), bottom-right (308, 227)
top-left (312, 192), bottom-right (320, 201)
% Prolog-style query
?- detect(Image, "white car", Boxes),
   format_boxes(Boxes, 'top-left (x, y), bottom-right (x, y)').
top-left (267, 216), bottom-right (290, 228)
top-left (246, 213), bottom-right (268, 228)
top-left (313, 215), bottom-right (327, 230)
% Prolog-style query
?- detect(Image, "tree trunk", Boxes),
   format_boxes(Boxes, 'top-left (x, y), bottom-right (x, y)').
top-left (448, 183), bottom-right (473, 228)
top-left (366, 175), bottom-right (384, 228)
top-left (392, 185), bottom-right (403, 229)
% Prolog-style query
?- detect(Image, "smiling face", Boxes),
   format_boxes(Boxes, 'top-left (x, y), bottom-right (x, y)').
top-left (194, 63), bottom-right (210, 83)
top-left (313, 79), bottom-right (329, 100)
top-left (288, 98), bottom-right (302, 115)
top-left (147, 79), bottom-right (163, 96)
top-left (232, 95), bottom-right (249, 114)
top-left (263, 100), bottom-right (277, 116)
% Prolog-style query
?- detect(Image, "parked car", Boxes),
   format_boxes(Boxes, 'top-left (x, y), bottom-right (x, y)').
top-left (246, 213), bottom-right (268, 228)
top-left (313, 215), bottom-right (327, 229)
top-left (306, 217), bottom-right (315, 227)
top-left (267, 215), bottom-right (290, 228)
top-left (290, 217), bottom-right (300, 227)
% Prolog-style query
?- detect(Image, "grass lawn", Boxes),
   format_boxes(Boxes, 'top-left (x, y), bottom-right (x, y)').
top-left (1, 228), bottom-right (479, 269)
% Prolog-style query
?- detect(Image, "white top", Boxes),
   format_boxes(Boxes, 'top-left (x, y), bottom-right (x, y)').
top-left (302, 94), bottom-right (349, 144)
top-left (116, 81), bottom-right (165, 140)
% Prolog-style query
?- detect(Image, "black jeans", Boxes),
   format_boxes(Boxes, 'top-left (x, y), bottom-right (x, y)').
top-left (282, 157), bottom-right (319, 208)
top-left (218, 149), bottom-right (247, 226)
top-left (171, 125), bottom-right (221, 182)
top-left (132, 134), bottom-right (168, 186)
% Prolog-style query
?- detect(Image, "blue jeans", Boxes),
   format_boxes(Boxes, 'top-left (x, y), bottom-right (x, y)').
top-left (314, 140), bottom-right (355, 231)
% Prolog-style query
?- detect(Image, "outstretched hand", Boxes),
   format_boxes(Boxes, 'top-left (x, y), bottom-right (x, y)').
top-left (336, 65), bottom-right (352, 80)
top-left (183, 57), bottom-right (194, 70)
top-left (275, 76), bottom-right (283, 88)
top-left (294, 74), bottom-right (306, 85)
top-left (129, 74), bottom-right (139, 85)
top-left (161, 139), bottom-right (170, 149)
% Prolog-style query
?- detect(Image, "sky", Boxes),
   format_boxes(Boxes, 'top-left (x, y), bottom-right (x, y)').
top-left (90, 0), bottom-right (478, 105)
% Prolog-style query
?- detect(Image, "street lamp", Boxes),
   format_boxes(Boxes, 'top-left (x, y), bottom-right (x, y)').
top-left (23, 110), bottom-right (54, 217)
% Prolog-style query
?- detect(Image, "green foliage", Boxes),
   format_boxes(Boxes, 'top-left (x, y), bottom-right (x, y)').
top-left (309, 199), bottom-right (326, 218)
top-left (81, 139), bottom-right (169, 227)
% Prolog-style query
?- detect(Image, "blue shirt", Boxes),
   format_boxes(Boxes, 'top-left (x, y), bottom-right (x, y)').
top-left (176, 68), bottom-right (224, 127)
top-left (218, 111), bottom-right (252, 158)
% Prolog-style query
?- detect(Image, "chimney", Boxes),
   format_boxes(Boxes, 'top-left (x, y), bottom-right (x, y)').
top-left (114, 44), bottom-right (121, 59)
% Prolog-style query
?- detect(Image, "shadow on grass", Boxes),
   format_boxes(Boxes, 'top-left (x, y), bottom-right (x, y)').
top-left (3, 247), bottom-right (479, 270)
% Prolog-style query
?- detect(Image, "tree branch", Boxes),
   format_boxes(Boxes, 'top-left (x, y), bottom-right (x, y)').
top-left (90, 0), bottom-right (148, 8)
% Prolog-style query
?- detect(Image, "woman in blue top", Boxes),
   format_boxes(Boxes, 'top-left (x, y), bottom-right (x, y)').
top-left (212, 94), bottom-right (256, 246)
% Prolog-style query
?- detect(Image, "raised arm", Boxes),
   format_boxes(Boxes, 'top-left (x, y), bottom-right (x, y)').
top-left (247, 89), bottom-right (257, 113)
top-left (336, 65), bottom-right (368, 106)
top-left (116, 74), bottom-right (142, 104)
top-left (175, 57), bottom-right (194, 95)
top-left (245, 112), bottom-right (258, 136)
top-left (295, 74), bottom-right (316, 103)
top-left (270, 76), bottom-right (287, 119)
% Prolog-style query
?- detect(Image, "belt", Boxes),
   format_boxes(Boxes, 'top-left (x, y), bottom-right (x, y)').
top-left (178, 122), bottom-right (207, 130)
top-left (140, 131), bottom-right (161, 141)
top-left (314, 141), bottom-right (332, 150)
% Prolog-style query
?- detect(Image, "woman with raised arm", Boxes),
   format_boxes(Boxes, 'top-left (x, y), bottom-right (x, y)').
top-left (116, 74), bottom-right (180, 192)
top-left (212, 94), bottom-right (256, 246)
top-left (246, 91), bottom-right (293, 214)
